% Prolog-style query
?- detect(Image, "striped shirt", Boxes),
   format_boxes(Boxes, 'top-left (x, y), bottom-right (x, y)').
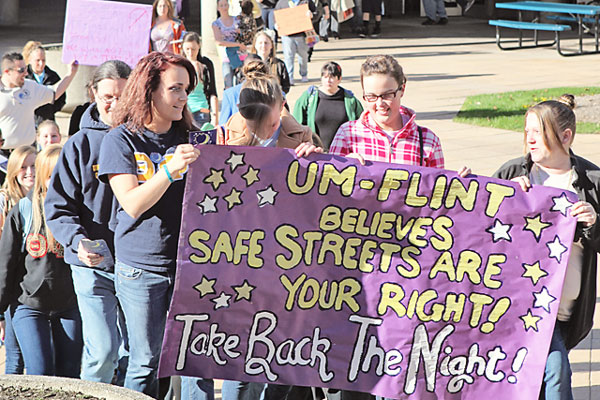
top-left (328, 107), bottom-right (444, 168)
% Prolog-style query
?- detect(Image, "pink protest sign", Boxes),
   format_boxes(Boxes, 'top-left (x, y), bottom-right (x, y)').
top-left (62, 0), bottom-right (152, 67)
top-left (159, 145), bottom-right (578, 399)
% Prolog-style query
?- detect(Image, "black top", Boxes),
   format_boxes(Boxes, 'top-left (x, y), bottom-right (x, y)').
top-left (494, 152), bottom-right (600, 350)
top-left (314, 88), bottom-right (347, 150)
top-left (26, 65), bottom-right (65, 125)
top-left (198, 55), bottom-right (218, 102)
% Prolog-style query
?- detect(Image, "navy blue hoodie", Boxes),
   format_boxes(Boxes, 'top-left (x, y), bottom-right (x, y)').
top-left (45, 104), bottom-right (116, 271)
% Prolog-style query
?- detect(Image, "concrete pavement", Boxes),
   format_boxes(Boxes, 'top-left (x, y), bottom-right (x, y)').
top-left (1, 3), bottom-right (599, 398)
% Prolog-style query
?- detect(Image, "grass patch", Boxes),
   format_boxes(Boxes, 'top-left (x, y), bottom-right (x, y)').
top-left (454, 87), bottom-right (600, 133)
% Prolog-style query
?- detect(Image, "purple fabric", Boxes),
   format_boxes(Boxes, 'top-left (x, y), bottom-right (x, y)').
top-left (159, 145), bottom-right (578, 399)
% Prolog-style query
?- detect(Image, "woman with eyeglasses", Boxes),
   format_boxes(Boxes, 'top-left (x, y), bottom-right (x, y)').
top-left (329, 55), bottom-right (444, 168)
top-left (45, 60), bottom-right (131, 384)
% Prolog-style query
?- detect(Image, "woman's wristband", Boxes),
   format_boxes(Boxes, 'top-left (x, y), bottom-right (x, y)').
top-left (163, 164), bottom-right (174, 183)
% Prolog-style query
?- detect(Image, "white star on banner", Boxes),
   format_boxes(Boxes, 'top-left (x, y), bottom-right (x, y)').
top-left (551, 193), bottom-right (573, 216)
top-left (533, 286), bottom-right (556, 313)
top-left (211, 292), bottom-right (232, 310)
top-left (225, 152), bottom-right (245, 173)
top-left (486, 219), bottom-right (512, 242)
top-left (257, 185), bottom-right (278, 207)
top-left (197, 194), bottom-right (218, 214)
top-left (547, 236), bottom-right (568, 263)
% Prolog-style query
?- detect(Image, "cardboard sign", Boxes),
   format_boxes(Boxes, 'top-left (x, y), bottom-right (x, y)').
top-left (62, 0), bottom-right (153, 67)
top-left (159, 146), bottom-right (578, 399)
top-left (274, 4), bottom-right (314, 36)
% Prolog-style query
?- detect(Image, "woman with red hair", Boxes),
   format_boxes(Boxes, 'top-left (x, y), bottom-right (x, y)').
top-left (98, 52), bottom-right (209, 398)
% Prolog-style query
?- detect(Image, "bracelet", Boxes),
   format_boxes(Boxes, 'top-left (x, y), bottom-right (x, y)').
top-left (163, 164), bottom-right (174, 183)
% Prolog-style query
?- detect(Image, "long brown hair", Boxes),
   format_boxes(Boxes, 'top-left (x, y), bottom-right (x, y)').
top-left (0, 145), bottom-right (36, 216)
top-left (31, 144), bottom-right (62, 252)
top-left (152, 0), bottom-right (175, 25)
top-left (112, 52), bottom-right (197, 134)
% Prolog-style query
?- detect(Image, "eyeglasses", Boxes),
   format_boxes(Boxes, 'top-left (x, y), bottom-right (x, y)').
top-left (10, 67), bottom-right (26, 73)
top-left (363, 88), bottom-right (402, 103)
top-left (97, 95), bottom-right (119, 105)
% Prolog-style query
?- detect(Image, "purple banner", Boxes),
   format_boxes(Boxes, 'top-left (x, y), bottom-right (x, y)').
top-left (159, 145), bottom-right (577, 399)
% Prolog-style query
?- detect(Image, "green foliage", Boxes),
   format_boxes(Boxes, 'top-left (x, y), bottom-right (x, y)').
top-left (454, 87), bottom-right (600, 134)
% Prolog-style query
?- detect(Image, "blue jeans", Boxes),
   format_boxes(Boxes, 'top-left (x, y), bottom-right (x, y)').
top-left (281, 35), bottom-right (309, 81)
top-left (221, 380), bottom-right (264, 400)
top-left (115, 261), bottom-right (174, 397)
top-left (541, 322), bottom-right (573, 400)
top-left (12, 303), bottom-right (82, 377)
top-left (4, 306), bottom-right (24, 374)
top-left (180, 376), bottom-right (215, 400)
top-left (260, 5), bottom-right (276, 30)
top-left (422, 0), bottom-right (447, 20)
top-left (71, 265), bottom-right (127, 383)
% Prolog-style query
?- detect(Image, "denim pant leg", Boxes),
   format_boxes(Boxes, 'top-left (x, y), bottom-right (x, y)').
top-left (50, 305), bottom-right (83, 378)
top-left (180, 376), bottom-right (215, 400)
top-left (71, 265), bottom-right (122, 383)
top-left (436, 0), bottom-right (447, 18)
top-left (295, 37), bottom-right (309, 79)
top-left (330, 12), bottom-right (339, 34)
top-left (115, 261), bottom-right (174, 398)
top-left (222, 61), bottom-right (234, 90)
top-left (12, 304), bottom-right (55, 375)
top-left (542, 323), bottom-right (573, 400)
top-left (4, 306), bottom-right (24, 374)
top-left (281, 35), bottom-right (297, 81)
top-left (422, 0), bottom-right (438, 20)
top-left (319, 16), bottom-right (330, 37)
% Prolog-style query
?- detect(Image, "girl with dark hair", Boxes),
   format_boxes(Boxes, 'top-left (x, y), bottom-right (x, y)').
top-left (182, 32), bottom-right (219, 127)
top-left (494, 95), bottom-right (599, 400)
top-left (45, 59), bottom-right (132, 384)
top-left (151, 0), bottom-right (186, 54)
top-left (293, 61), bottom-right (363, 150)
top-left (0, 144), bottom-right (83, 378)
top-left (97, 52), bottom-right (206, 398)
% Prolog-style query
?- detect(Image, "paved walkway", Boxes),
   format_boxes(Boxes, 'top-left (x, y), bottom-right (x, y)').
top-left (1, 4), bottom-right (599, 399)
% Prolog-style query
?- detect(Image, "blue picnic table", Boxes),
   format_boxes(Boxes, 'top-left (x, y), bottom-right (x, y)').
top-left (490, 1), bottom-right (600, 55)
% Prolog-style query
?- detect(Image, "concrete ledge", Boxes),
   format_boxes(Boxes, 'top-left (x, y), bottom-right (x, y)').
top-left (0, 375), bottom-right (153, 400)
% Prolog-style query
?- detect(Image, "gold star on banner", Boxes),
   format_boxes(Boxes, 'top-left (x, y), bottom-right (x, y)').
top-left (520, 309), bottom-right (542, 332)
top-left (203, 168), bottom-right (226, 191)
top-left (522, 261), bottom-right (548, 286)
top-left (233, 280), bottom-right (256, 302)
top-left (224, 187), bottom-right (243, 210)
top-left (524, 214), bottom-right (551, 242)
top-left (241, 166), bottom-right (260, 187)
top-left (193, 276), bottom-right (216, 298)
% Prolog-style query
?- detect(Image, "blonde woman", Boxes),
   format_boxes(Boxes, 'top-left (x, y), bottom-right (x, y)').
top-left (250, 31), bottom-right (290, 93)
top-left (0, 144), bottom-right (82, 377)
top-left (0, 145), bottom-right (36, 375)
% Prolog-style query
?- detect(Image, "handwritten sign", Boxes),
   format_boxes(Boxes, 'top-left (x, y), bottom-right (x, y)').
top-left (62, 0), bottom-right (152, 67)
top-left (159, 146), bottom-right (577, 399)
top-left (274, 4), bottom-right (314, 36)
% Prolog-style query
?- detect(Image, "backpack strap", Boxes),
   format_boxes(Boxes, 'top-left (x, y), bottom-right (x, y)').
top-left (417, 126), bottom-right (424, 167)
top-left (18, 197), bottom-right (33, 253)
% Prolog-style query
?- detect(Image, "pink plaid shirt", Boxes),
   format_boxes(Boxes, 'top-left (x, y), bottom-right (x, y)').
top-left (328, 107), bottom-right (445, 168)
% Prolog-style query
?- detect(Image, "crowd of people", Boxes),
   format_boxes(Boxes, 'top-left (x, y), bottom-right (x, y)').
top-left (0, 1), bottom-right (598, 400)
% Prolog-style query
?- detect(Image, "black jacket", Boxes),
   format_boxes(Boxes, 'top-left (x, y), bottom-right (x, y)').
top-left (269, 57), bottom-right (291, 94)
top-left (493, 152), bottom-right (600, 350)
top-left (0, 193), bottom-right (77, 313)
top-left (26, 65), bottom-right (66, 125)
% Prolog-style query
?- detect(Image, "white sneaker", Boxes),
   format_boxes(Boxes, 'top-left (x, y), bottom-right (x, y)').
top-left (301, 76), bottom-right (308, 83)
